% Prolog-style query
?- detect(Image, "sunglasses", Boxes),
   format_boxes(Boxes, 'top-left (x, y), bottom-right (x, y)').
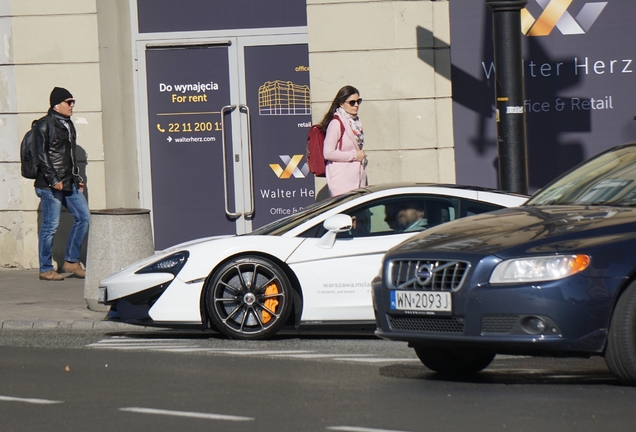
top-left (345, 98), bottom-right (363, 107)
top-left (63, 100), bottom-right (76, 106)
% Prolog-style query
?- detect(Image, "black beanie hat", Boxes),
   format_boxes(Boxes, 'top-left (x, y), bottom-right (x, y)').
top-left (50, 87), bottom-right (73, 107)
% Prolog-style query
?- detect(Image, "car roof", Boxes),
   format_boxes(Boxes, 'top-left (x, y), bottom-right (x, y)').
top-left (360, 182), bottom-right (529, 198)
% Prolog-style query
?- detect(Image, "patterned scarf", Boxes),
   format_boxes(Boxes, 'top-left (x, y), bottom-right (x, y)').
top-left (337, 107), bottom-right (365, 149)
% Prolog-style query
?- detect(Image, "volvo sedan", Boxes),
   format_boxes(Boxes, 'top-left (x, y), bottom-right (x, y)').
top-left (373, 144), bottom-right (636, 385)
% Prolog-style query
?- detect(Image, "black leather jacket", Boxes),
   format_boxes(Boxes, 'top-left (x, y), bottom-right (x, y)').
top-left (34, 109), bottom-right (79, 191)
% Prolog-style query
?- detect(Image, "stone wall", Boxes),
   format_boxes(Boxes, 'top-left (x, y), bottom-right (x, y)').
top-left (0, 0), bottom-right (107, 269)
top-left (307, 0), bottom-right (455, 195)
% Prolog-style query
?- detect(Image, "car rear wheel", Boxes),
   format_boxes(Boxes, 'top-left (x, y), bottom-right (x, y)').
top-left (605, 282), bottom-right (636, 385)
top-left (206, 256), bottom-right (292, 340)
top-left (412, 345), bottom-right (495, 374)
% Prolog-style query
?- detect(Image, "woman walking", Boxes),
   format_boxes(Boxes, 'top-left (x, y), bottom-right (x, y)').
top-left (319, 85), bottom-right (367, 196)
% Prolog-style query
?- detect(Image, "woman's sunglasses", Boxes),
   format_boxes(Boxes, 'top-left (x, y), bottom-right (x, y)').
top-left (345, 99), bottom-right (363, 107)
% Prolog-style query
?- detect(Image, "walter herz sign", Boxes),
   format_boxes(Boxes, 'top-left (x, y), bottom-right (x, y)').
top-left (451, 0), bottom-right (635, 191)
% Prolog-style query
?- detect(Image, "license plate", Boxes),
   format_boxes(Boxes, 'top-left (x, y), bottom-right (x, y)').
top-left (390, 290), bottom-right (451, 313)
top-left (97, 287), bottom-right (107, 304)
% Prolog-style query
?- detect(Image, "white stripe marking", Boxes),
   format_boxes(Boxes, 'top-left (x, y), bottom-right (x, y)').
top-left (89, 345), bottom-right (196, 350)
top-left (120, 407), bottom-right (253, 421)
top-left (152, 348), bottom-right (223, 352)
top-left (0, 395), bottom-right (63, 405)
top-left (328, 426), bottom-right (414, 432)
top-left (218, 350), bottom-right (312, 355)
top-left (332, 358), bottom-right (420, 363)
top-left (92, 338), bottom-right (193, 343)
top-left (270, 354), bottom-right (370, 359)
top-left (193, 348), bottom-right (250, 351)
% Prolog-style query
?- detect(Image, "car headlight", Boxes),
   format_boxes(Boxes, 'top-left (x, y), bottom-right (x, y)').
top-left (135, 251), bottom-right (189, 276)
top-left (489, 254), bottom-right (590, 284)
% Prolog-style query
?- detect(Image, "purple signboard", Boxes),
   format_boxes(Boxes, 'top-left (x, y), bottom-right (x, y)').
top-left (450, 0), bottom-right (636, 192)
top-left (244, 44), bottom-right (316, 228)
top-left (137, 0), bottom-right (307, 34)
top-left (146, 45), bottom-right (236, 249)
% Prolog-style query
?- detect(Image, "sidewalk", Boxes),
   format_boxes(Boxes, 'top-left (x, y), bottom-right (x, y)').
top-left (0, 268), bottom-right (138, 330)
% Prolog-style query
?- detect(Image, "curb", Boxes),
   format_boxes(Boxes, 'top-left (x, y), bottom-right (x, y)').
top-left (0, 320), bottom-right (146, 331)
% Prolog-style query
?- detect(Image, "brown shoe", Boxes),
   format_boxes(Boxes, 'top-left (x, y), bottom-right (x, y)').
top-left (62, 261), bottom-right (86, 278)
top-left (39, 270), bottom-right (64, 281)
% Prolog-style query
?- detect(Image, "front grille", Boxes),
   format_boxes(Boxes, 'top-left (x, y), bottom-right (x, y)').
top-left (387, 315), bottom-right (465, 333)
top-left (481, 314), bottom-right (518, 334)
top-left (387, 259), bottom-right (470, 291)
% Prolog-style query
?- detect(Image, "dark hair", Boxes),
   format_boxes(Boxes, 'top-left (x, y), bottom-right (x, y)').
top-left (399, 201), bottom-right (425, 213)
top-left (318, 85), bottom-right (360, 132)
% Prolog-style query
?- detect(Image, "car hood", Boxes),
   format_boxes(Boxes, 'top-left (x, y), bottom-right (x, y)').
top-left (392, 205), bottom-right (636, 259)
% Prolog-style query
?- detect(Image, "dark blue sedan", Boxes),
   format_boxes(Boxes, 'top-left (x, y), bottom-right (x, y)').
top-left (372, 143), bottom-right (636, 385)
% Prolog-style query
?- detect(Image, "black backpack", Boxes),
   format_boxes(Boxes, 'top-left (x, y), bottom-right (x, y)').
top-left (20, 116), bottom-right (53, 179)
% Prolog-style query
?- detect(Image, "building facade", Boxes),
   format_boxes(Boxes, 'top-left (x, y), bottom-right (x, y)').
top-left (0, 0), bottom-right (453, 268)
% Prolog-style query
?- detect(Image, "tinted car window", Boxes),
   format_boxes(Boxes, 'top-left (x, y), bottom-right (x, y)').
top-left (527, 144), bottom-right (636, 206)
top-left (248, 189), bottom-right (367, 236)
top-left (302, 195), bottom-right (461, 239)
top-left (462, 199), bottom-right (505, 217)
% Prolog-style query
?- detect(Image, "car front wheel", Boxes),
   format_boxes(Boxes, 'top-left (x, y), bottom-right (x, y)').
top-left (206, 256), bottom-right (292, 340)
top-left (605, 281), bottom-right (636, 385)
top-left (412, 345), bottom-right (495, 374)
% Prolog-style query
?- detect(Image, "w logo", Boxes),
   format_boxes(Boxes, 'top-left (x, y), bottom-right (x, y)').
top-left (269, 155), bottom-right (309, 179)
top-left (522, 0), bottom-right (607, 36)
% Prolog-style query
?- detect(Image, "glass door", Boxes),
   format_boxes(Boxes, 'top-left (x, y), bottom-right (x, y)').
top-left (139, 36), bottom-right (313, 249)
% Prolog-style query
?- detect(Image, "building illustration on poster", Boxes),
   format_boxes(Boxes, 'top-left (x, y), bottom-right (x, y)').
top-left (258, 80), bottom-right (311, 116)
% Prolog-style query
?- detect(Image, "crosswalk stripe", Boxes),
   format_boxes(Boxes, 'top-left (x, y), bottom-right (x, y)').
top-left (120, 407), bottom-right (253, 421)
top-left (270, 353), bottom-right (370, 359)
top-left (88, 344), bottom-right (197, 350)
top-left (333, 358), bottom-right (420, 363)
top-left (87, 339), bottom-right (417, 363)
top-left (328, 426), bottom-right (414, 432)
top-left (0, 395), bottom-right (63, 405)
top-left (219, 350), bottom-right (312, 355)
top-left (93, 338), bottom-right (191, 343)
top-left (152, 348), bottom-right (224, 352)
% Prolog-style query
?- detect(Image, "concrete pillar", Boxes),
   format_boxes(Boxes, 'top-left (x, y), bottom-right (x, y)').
top-left (84, 208), bottom-right (154, 311)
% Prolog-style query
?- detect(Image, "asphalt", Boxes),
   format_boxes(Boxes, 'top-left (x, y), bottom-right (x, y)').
top-left (0, 268), bottom-right (139, 331)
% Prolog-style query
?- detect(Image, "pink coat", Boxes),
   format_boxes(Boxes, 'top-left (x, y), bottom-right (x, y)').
top-left (323, 112), bottom-right (367, 196)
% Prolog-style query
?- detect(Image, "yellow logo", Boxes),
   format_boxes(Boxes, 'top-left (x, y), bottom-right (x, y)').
top-left (269, 155), bottom-right (309, 179)
top-left (522, 0), bottom-right (607, 36)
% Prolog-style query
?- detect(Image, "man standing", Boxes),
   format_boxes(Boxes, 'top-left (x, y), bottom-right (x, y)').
top-left (34, 87), bottom-right (90, 281)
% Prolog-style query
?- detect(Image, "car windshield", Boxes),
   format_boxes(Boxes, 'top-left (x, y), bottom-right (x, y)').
top-left (528, 144), bottom-right (636, 207)
top-left (248, 189), bottom-right (368, 236)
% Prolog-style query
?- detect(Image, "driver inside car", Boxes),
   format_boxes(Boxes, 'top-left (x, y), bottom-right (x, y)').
top-left (397, 201), bottom-right (428, 232)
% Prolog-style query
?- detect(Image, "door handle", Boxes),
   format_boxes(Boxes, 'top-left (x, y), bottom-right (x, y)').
top-left (221, 104), bottom-right (241, 218)
top-left (239, 104), bottom-right (255, 219)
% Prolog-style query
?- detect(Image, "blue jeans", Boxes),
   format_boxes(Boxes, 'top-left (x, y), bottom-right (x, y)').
top-left (35, 185), bottom-right (90, 273)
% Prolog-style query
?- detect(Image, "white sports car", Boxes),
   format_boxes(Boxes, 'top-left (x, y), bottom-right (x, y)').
top-left (99, 184), bottom-right (527, 339)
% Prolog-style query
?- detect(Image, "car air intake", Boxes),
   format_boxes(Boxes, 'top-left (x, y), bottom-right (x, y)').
top-left (387, 315), bottom-right (465, 333)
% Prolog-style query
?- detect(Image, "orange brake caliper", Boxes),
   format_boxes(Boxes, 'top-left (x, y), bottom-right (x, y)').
top-left (261, 282), bottom-right (280, 324)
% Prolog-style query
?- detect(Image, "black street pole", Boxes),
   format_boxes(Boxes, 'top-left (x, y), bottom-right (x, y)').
top-left (486, 0), bottom-right (529, 194)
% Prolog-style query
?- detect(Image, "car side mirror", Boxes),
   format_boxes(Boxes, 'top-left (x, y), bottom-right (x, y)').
top-left (317, 214), bottom-right (353, 249)
top-left (323, 214), bottom-right (353, 232)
